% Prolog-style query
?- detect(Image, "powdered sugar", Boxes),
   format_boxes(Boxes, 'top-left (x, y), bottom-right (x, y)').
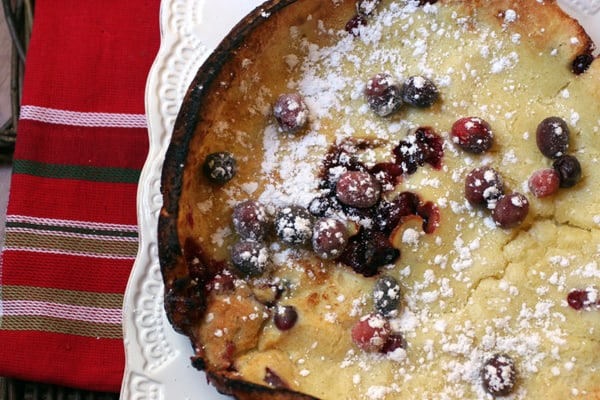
top-left (193, 0), bottom-right (600, 398)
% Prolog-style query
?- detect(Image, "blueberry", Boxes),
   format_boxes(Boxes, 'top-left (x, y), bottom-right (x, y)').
top-left (572, 53), bottom-right (593, 75)
top-left (373, 276), bottom-right (401, 317)
top-left (230, 241), bottom-right (269, 277)
top-left (552, 154), bottom-right (582, 188)
top-left (275, 205), bottom-right (314, 246)
top-left (401, 76), bottom-right (439, 108)
top-left (203, 152), bottom-right (236, 183)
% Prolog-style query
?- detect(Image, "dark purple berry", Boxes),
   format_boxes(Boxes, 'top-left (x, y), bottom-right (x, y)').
top-left (230, 241), bottom-right (269, 277)
top-left (365, 73), bottom-right (403, 117)
top-left (567, 288), bottom-right (599, 310)
top-left (275, 205), bottom-right (314, 246)
top-left (567, 289), bottom-right (588, 310)
top-left (572, 53), bottom-right (594, 75)
top-left (372, 191), bottom-right (421, 234)
top-left (481, 353), bottom-right (517, 396)
top-left (536, 116), bottom-right (570, 159)
top-left (451, 117), bottom-right (494, 153)
top-left (394, 127), bottom-right (444, 174)
top-left (528, 168), bottom-right (560, 198)
top-left (346, 14), bottom-right (367, 36)
top-left (381, 333), bottom-right (406, 354)
top-left (233, 200), bottom-right (271, 241)
top-left (370, 162), bottom-right (403, 190)
top-left (336, 171), bottom-right (381, 208)
top-left (492, 193), bottom-right (529, 229)
top-left (464, 167), bottom-right (504, 208)
top-left (339, 230), bottom-right (399, 277)
top-left (274, 93), bottom-right (308, 133)
top-left (203, 152), bottom-right (237, 183)
top-left (274, 305), bottom-right (298, 330)
top-left (401, 76), bottom-right (439, 108)
top-left (553, 154), bottom-right (582, 188)
top-left (312, 218), bottom-right (349, 260)
top-left (418, 201), bottom-right (441, 234)
top-left (373, 199), bottom-right (404, 234)
top-left (308, 195), bottom-right (341, 217)
top-left (356, 0), bottom-right (381, 16)
top-left (373, 276), bottom-right (401, 317)
top-left (264, 368), bottom-right (289, 388)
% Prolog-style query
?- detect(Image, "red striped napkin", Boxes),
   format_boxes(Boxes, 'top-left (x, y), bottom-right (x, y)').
top-left (0, 0), bottom-right (160, 392)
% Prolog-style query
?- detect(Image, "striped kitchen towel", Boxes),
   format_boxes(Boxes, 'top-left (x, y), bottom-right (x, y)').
top-left (0, 0), bottom-right (160, 393)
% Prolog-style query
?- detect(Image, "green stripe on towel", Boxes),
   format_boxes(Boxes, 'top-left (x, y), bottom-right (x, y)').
top-left (13, 159), bottom-right (141, 183)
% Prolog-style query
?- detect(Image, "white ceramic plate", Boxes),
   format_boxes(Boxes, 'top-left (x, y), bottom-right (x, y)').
top-left (121, 1), bottom-right (600, 399)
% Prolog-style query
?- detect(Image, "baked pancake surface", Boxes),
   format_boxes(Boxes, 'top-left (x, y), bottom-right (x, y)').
top-left (158, 0), bottom-right (600, 398)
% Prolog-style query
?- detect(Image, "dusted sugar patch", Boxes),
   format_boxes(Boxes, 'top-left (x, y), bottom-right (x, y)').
top-left (159, 0), bottom-right (600, 399)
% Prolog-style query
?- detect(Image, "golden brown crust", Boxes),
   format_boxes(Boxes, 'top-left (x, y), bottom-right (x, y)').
top-left (158, 0), bottom-right (344, 397)
top-left (159, 0), bottom-right (600, 398)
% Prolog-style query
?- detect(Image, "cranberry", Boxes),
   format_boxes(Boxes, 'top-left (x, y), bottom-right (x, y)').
top-left (230, 241), bottom-right (269, 277)
top-left (206, 271), bottom-right (236, 294)
top-left (536, 116), bottom-right (570, 159)
top-left (336, 171), bottom-right (382, 208)
top-left (373, 197), bottom-right (407, 234)
top-left (320, 148), bottom-right (368, 191)
top-left (203, 152), bottom-right (237, 183)
top-left (553, 154), bottom-right (582, 188)
top-left (464, 167), bottom-right (504, 208)
top-left (492, 193), bottom-right (529, 229)
top-left (381, 333), bottom-right (406, 354)
top-left (365, 73), bottom-right (403, 117)
top-left (417, 201), bottom-right (441, 234)
top-left (345, 14), bottom-right (367, 36)
top-left (264, 368), bottom-right (289, 388)
top-left (395, 191), bottom-right (421, 215)
top-left (274, 305), bottom-right (298, 330)
top-left (451, 117), bottom-right (494, 154)
top-left (372, 192), bottom-right (431, 234)
top-left (232, 200), bottom-right (271, 241)
top-left (339, 230), bottom-right (399, 277)
top-left (351, 313), bottom-right (391, 352)
top-left (312, 218), bottom-right (350, 260)
top-left (370, 162), bottom-right (403, 190)
top-left (356, 0), bottom-right (381, 16)
top-left (373, 275), bottom-right (401, 317)
top-left (307, 195), bottom-right (341, 218)
top-left (274, 205), bottom-right (314, 246)
top-left (394, 127), bottom-right (444, 174)
top-left (567, 288), bottom-right (599, 310)
top-left (401, 76), bottom-right (439, 108)
top-left (481, 353), bottom-right (517, 396)
top-left (572, 53), bottom-right (594, 75)
top-left (528, 168), bottom-right (560, 198)
top-left (274, 93), bottom-right (309, 133)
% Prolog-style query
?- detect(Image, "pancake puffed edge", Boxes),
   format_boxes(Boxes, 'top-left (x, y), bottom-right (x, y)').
top-left (158, 0), bottom-right (325, 398)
